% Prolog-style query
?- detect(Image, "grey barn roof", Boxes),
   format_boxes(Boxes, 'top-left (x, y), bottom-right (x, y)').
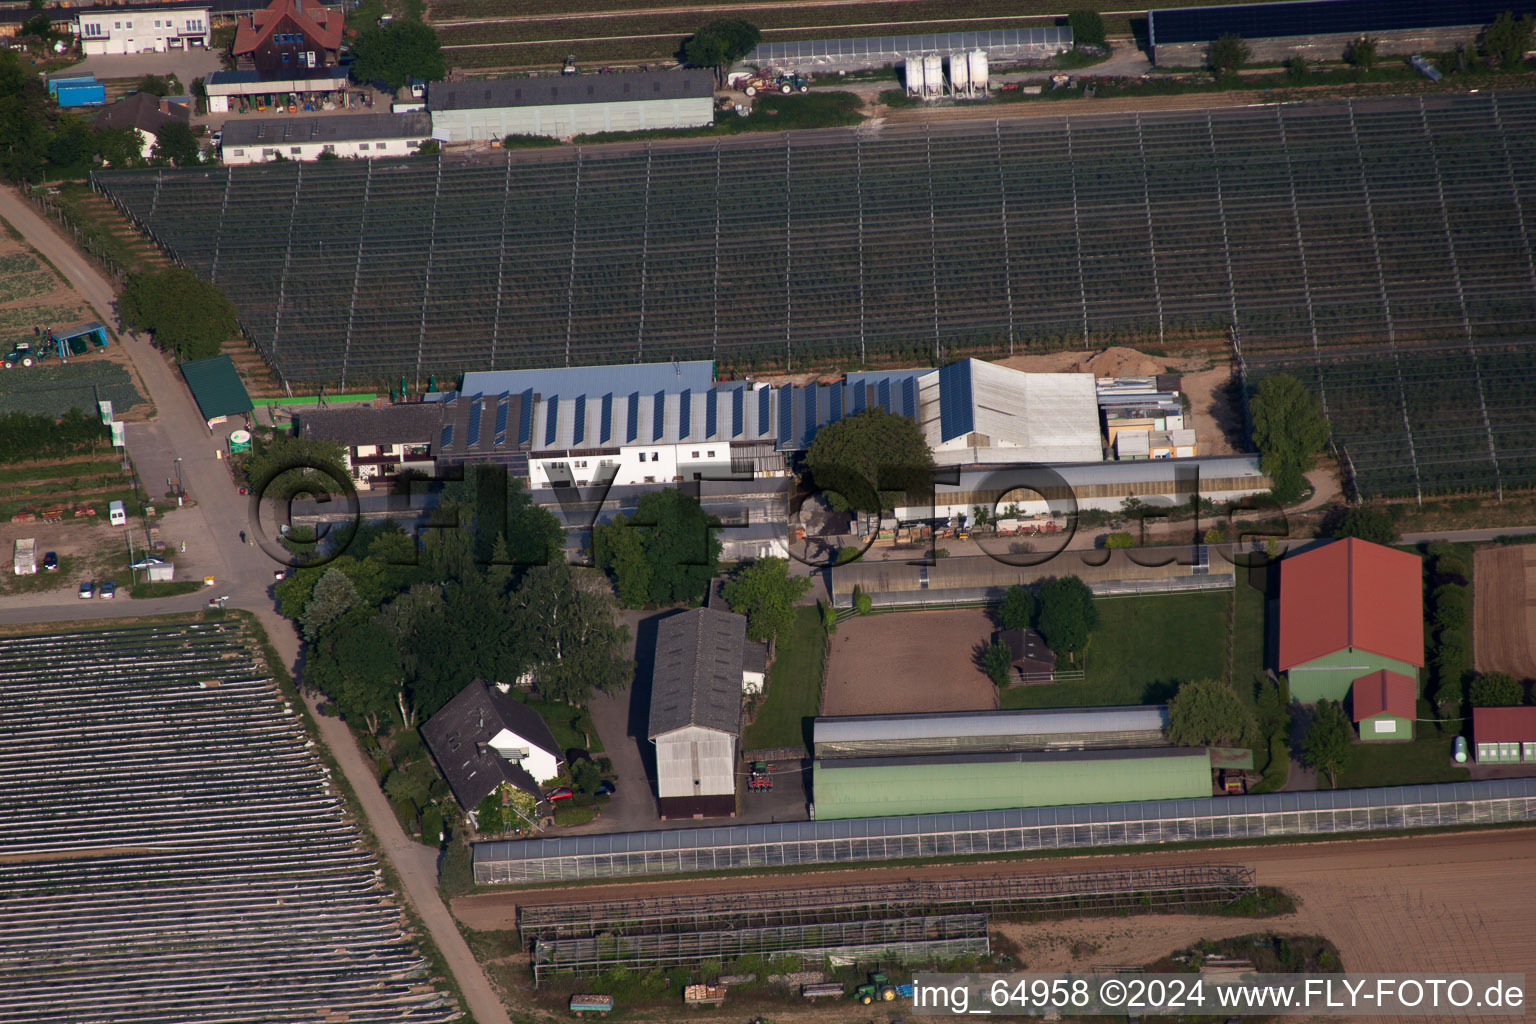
top-left (815, 746), bottom-right (1204, 771)
top-left (429, 70), bottom-right (714, 112)
top-left (814, 706), bottom-right (1170, 747)
top-left (648, 608), bottom-right (747, 738)
top-left (297, 402), bottom-right (442, 445)
top-left (221, 112), bottom-right (430, 147)
top-left (421, 679), bottom-right (562, 810)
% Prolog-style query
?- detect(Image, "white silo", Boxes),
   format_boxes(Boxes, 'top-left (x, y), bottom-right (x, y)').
top-left (922, 52), bottom-right (944, 98)
top-left (968, 48), bottom-right (990, 93)
top-left (904, 55), bottom-right (925, 97)
top-left (949, 51), bottom-right (970, 95)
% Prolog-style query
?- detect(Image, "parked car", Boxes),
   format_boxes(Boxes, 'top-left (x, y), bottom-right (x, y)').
top-left (597, 780), bottom-right (616, 795)
top-left (129, 556), bottom-right (166, 570)
top-left (545, 786), bottom-right (574, 802)
top-left (42, 551), bottom-right (58, 571)
top-left (78, 581), bottom-right (95, 599)
top-left (99, 581), bottom-right (116, 599)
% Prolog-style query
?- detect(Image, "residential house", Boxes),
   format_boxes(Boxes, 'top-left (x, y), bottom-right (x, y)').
top-left (76, 5), bottom-right (209, 54)
top-left (421, 679), bottom-right (565, 812)
top-left (297, 403), bottom-right (440, 488)
top-left (93, 92), bottom-right (191, 160)
top-left (232, 0), bottom-right (341, 76)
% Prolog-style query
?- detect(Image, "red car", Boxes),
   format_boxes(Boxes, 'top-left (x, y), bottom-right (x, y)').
top-left (544, 786), bottom-right (574, 802)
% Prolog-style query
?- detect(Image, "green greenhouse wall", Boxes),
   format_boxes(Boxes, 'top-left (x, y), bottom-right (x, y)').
top-left (1357, 713), bottom-right (1412, 742)
top-left (1286, 649), bottom-right (1419, 702)
top-left (811, 752), bottom-right (1212, 820)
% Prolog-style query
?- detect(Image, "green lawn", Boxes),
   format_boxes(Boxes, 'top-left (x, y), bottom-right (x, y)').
top-left (519, 697), bottom-right (604, 756)
top-left (1231, 569), bottom-right (1269, 706)
top-left (1333, 730), bottom-right (1471, 789)
top-left (1002, 591), bottom-right (1229, 710)
top-left (743, 604), bottom-right (826, 752)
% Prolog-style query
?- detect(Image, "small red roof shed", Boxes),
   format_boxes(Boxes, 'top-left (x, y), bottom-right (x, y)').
top-left (1350, 670), bottom-right (1416, 722)
top-left (1277, 538), bottom-right (1424, 671)
top-left (1473, 706), bottom-right (1536, 743)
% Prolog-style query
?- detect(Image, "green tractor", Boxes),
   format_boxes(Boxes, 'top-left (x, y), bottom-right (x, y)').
top-left (854, 971), bottom-right (898, 1005)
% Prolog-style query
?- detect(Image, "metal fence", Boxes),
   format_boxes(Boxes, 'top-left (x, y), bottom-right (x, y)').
top-left (475, 779), bottom-right (1536, 884)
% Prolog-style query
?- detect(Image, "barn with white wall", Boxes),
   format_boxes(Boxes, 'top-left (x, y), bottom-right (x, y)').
top-left (428, 71), bottom-right (715, 142)
top-left (648, 608), bottom-right (748, 820)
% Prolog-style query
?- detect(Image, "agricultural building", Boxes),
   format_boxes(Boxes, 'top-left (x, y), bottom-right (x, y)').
top-left (93, 93), bottom-right (190, 160)
top-left (998, 628), bottom-right (1056, 682)
top-left (202, 66), bottom-right (351, 114)
top-left (421, 679), bottom-right (564, 810)
top-left (297, 403), bottom-right (441, 488)
top-left (1350, 669), bottom-right (1416, 742)
top-left (1277, 538), bottom-right (1423, 702)
top-left (1472, 707), bottom-right (1536, 764)
top-left (427, 71), bottom-right (715, 143)
top-left (179, 354), bottom-right (254, 428)
top-left (221, 113), bottom-right (431, 164)
top-left (920, 359), bottom-right (1101, 464)
top-left (813, 705), bottom-right (1170, 759)
top-left (1148, 0), bottom-right (1534, 66)
top-left (811, 748), bottom-right (1212, 819)
top-left (232, 0), bottom-right (341, 76)
top-left (746, 27), bottom-right (1070, 71)
top-left (74, 4), bottom-right (209, 54)
top-left (649, 608), bottom-right (749, 819)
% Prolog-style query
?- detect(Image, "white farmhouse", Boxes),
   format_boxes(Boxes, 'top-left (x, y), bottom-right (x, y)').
top-left (421, 679), bottom-right (565, 811)
top-left (221, 113), bottom-right (432, 165)
top-left (76, 5), bottom-right (210, 55)
top-left (649, 608), bottom-right (751, 820)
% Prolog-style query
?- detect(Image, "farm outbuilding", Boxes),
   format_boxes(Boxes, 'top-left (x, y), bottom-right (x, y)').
top-left (811, 748), bottom-right (1212, 819)
top-left (1278, 538), bottom-right (1424, 702)
top-left (428, 71), bottom-right (715, 142)
top-left (1473, 707), bottom-right (1536, 764)
top-left (997, 628), bottom-right (1055, 681)
top-left (813, 705), bottom-right (1170, 759)
top-left (180, 354), bottom-right (254, 428)
top-left (1350, 669), bottom-right (1416, 742)
top-left (649, 608), bottom-right (749, 819)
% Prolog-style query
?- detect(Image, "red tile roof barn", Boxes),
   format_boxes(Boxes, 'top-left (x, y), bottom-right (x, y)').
top-left (1277, 538), bottom-right (1424, 671)
top-left (1473, 706), bottom-right (1536, 744)
top-left (233, 0), bottom-right (341, 56)
top-left (1350, 670), bottom-right (1416, 722)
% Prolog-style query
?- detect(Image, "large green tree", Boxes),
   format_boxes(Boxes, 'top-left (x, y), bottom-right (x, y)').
top-left (1329, 504), bottom-right (1398, 545)
top-left (1302, 699), bottom-right (1352, 788)
top-left (1470, 672), bottom-right (1524, 708)
top-left (1209, 33), bottom-right (1251, 77)
top-left (684, 18), bottom-right (761, 86)
top-left (151, 121), bottom-right (200, 167)
top-left (593, 488), bottom-right (720, 607)
top-left (302, 567), bottom-right (361, 640)
top-left (350, 19), bottom-right (447, 91)
top-left (510, 560), bottom-right (631, 705)
top-left (119, 267), bottom-right (239, 362)
top-left (981, 641), bottom-right (1013, 688)
top-left (998, 584), bottom-right (1035, 631)
top-left (1482, 10), bottom-right (1535, 69)
top-left (1066, 9), bottom-right (1106, 47)
top-left (1249, 372), bottom-right (1330, 505)
top-left (1168, 678), bottom-right (1258, 748)
top-left (0, 49), bottom-right (51, 182)
top-left (804, 406), bottom-right (935, 514)
top-left (724, 556), bottom-right (811, 642)
top-left (1035, 575), bottom-right (1098, 661)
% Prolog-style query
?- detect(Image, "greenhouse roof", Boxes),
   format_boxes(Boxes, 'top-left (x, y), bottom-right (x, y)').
top-left (181, 354), bottom-right (253, 421)
top-left (814, 706), bottom-right (1169, 746)
top-left (814, 746), bottom-right (1199, 770)
top-left (473, 777), bottom-right (1536, 862)
top-left (457, 361), bottom-right (715, 401)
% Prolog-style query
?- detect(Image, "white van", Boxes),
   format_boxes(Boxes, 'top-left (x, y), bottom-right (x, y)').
top-left (108, 500), bottom-right (126, 527)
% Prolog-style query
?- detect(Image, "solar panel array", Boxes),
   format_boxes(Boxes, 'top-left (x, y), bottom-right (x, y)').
top-left (1150, 0), bottom-right (1536, 47)
top-left (95, 91), bottom-right (1536, 496)
top-left (0, 621), bottom-right (459, 1024)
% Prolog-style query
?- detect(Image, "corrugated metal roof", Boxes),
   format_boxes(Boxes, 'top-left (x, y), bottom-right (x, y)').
top-left (815, 706), bottom-right (1169, 746)
top-left (473, 777), bottom-right (1536, 862)
top-left (428, 70), bottom-right (714, 112)
top-left (1473, 705), bottom-right (1536, 743)
top-left (648, 608), bottom-right (747, 738)
top-left (180, 354), bottom-right (253, 421)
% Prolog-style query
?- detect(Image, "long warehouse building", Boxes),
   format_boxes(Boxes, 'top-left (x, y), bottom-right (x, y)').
top-left (814, 706), bottom-right (1171, 759)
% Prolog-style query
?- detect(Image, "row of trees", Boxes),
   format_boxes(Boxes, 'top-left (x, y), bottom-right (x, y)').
top-left (277, 466), bottom-right (631, 734)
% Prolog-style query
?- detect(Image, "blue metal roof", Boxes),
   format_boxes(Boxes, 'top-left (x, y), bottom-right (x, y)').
top-left (571, 394), bottom-right (586, 446)
top-left (473, 777), bottom-right (1536, 862)
top-left (517, 388), bottom-right (534, 445)
top-left (938, 360), bottom-right (974, 441)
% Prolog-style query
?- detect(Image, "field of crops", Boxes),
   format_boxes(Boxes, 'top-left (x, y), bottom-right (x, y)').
top-left (0, 361), bottom-right (144, 418)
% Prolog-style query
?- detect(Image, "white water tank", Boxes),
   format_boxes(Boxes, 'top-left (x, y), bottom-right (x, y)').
top-left (949, 51), bottom-right (970, 93)
top-left (969, 48), bottom-right (990, 92)
top-left (904, 56), bottom-right (925, 96)
top-left (922, 53), bottom-right (944, 97)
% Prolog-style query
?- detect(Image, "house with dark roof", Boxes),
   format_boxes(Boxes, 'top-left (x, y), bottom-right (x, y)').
top-left (1277, 538), bottom-right (1424, 702)
top-left (648, 608), bottom-right (748, 819)
top-left (1473, 706), bottom-right (1536, 764)
top-left (421, 679), bottom-right (565, 812)
top-left (297, 403), bottom-right (441, 488)
top-left (996, 627), bottom-right (1057, 682)
top-left (1350, 669), bottom-right (1416, 742)
top-left (93, 92), bottom-right (190, 159)
top-left (232, 0), bottom-right (341, 76)
top-left (427, 70), bottom-right (715, 142)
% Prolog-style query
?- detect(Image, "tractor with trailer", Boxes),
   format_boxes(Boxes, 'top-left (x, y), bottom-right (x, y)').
top-left (683, 984), bottom-right (726, 1008)
top-left (855, 971), bottom-right (906, 1005)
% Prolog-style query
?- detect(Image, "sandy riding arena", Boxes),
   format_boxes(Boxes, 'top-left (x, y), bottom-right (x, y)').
top-left (1473, 546), bottom-right (1536, 678)
top-left (822, 609), bottom-right (999, 715)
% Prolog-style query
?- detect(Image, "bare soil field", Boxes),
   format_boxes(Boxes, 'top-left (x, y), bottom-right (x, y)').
top-left (1473, 546), bottom-right (1536, 678)
top-left (458, 828), bottom-right (1536, 1023)
top-left (822, 608), bottom-right (999, 715)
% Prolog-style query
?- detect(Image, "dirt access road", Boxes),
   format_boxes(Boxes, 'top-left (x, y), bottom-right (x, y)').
top-left (1473, 545), bottom-right (1536, 678)
top-left (459, 829), bottom-right (1536, 1023)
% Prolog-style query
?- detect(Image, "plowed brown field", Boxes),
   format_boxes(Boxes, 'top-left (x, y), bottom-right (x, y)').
top-left (1473, 545), bottom-right (1536, 678)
